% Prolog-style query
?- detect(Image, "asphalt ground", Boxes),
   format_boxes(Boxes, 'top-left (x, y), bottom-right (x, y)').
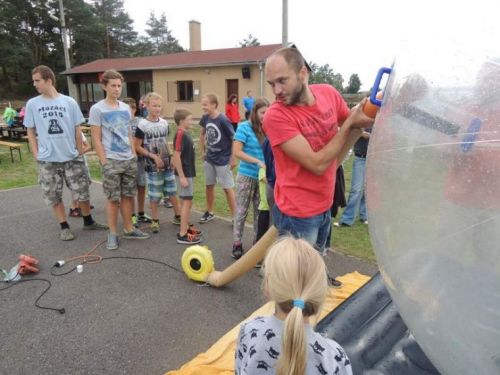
top-left (0, 184), bottom-right (378, 375)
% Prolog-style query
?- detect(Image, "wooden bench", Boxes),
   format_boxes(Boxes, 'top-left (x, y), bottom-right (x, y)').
top-left (0, 140), bottom-right (22, 162)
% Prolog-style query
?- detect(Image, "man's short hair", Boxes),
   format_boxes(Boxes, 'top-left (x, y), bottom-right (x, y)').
top-left (270, 47), bottom-right (305, 74)
top-left (32, 65), bottom-right (56, 86)
top-left (101, 69), bottom-right (124, 85)
top-left (143, 92), bottom-right (163, 105)
top-left (203, 93), bottom-right (219, 108)
top-left (174, 108), bottom-right (191, 125)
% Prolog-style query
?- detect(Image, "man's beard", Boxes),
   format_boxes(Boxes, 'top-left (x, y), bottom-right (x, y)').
top-left (285, 81), bottom-right (306, 106)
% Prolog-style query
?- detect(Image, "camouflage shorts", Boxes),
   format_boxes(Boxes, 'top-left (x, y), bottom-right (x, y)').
top-left (38, 157), bottom-right (90, 207)
top-left (102, 158), bottom-right (137, 202)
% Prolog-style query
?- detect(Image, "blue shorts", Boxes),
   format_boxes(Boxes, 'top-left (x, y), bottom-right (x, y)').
top-left (272, 204), bottom-right (331, 252)
top-left (147, 169), bottom-right (177, 202)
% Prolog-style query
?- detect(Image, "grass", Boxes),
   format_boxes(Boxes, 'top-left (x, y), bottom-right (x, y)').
top-left (0, 128), bottom-right (375, 263)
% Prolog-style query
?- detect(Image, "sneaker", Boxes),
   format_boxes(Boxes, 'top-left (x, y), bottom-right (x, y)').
top-left (199, 211), bottom-right (215, 223)
top-left (123, 228), bottom-right (151, 240)
top-left (187, 224), bottom-right (202, 236)
top-left (172, 215), bottom-right (181, 225)
top-left (106, 233), bottom-right (119, 250)
top-left (60, 228), bottom-right (75, 241)
top-left (83, 221), bottom-right (109, 230)
top-left (150, 221), bottom-right (160, 233)
top-left (334, 222), bottom-right (350, 227)
top-left (362, 220), bottom-right (369, 225)
top-left (231, 242), bottom-right (244, 260)
top-left (177, 232), bottom-right (202, 244)
top-left (329, 276), bottom-right (342, 288)
top-left (69, 208), bottom-right (82, 217)
top-left (132, 214), bottom-right (138, 228)
top-left (163, 199), bottom-right (173, 208)
top-left (138, 214), bottom-right (152, 223)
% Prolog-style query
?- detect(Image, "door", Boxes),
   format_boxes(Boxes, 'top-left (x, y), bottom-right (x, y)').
top-left (226, 79), bottom-right (239, 103)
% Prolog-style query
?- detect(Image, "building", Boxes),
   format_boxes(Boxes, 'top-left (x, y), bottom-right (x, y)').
top-left (62, 21), bottom-right (289, 118)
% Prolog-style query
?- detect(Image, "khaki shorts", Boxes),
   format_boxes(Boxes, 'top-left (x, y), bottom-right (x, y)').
top-left (38, 157), bottom-right (90, 207)
top-left (102, 158), bottom-right (137, 202)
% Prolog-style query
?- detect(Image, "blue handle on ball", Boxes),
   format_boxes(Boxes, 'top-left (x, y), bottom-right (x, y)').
top-left (461, 117), bottom-right (482, 152)
top-left (370, 67), bottom-right (393, 107)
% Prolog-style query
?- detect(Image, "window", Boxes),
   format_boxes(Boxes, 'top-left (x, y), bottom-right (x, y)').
top-left (92, 83), bottom-right (104, 101)
top-left (177, 81), bottom-right (193, 102)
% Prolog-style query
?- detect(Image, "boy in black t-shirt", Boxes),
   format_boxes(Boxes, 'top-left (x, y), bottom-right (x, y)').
top-left (172, 109), bottom-right (202, 244)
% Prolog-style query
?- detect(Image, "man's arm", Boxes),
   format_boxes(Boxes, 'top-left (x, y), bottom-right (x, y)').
top-left (90, 126), bottom-right (107, 165)
top-left (199, 128), bottom-right (206, 160)
top-left (279, 100), bottom-right (373, 176)
top-left (27, 128), bottom-right (38, 160)
top-left (75, 126), bottom-right (84, 155)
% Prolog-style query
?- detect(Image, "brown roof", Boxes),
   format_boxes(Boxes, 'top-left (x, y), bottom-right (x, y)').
top-left (63, 44), bottom-right (283, 75)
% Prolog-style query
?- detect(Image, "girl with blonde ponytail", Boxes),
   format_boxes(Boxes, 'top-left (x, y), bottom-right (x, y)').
top-left (235, 237), bottom-right (353, 375)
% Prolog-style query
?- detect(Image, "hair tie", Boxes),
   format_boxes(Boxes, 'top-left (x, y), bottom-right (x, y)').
top-left (293, 299), bottom-right (305, 310)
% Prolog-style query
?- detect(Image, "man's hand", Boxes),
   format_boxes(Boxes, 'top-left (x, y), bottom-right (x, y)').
top-left (180, 176), bottom-right (189, 188)
top-left (348, 98), bottom-right (376, 129)
top-left (153, 154), bottom-right (164, 170)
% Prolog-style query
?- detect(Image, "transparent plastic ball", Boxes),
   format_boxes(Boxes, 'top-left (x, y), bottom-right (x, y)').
top-left (367, 40), bottom-right (500, 374)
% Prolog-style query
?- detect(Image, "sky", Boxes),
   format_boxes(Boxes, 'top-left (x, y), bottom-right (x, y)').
top-left (123, 0), bottom-right (499, 91)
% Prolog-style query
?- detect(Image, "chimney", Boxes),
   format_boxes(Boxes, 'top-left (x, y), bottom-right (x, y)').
top-left (189, 20), bottom-right (201, 51)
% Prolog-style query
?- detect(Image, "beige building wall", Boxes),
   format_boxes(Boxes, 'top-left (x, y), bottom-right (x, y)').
top-left (153, 64), bottom-right (274, 120)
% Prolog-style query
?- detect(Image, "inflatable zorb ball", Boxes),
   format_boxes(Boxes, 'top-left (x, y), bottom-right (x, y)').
top-left (367, 49), bottom-right (500, 374)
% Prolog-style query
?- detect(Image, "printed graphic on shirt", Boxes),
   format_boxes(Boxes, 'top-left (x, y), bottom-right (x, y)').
top-left (206, 122), bottom-right (222, 150)
top-left (48, 118), bottom-right (64, 134)
top-left (38, 105), bottom-right (68, 137)
top-left (102, 110), bottom-right (130, 153)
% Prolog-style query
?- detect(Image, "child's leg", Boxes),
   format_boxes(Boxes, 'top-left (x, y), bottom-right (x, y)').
top-left (206, 185), bottom-right (215, 213)
top-left (224, 188), bottom-right (237, 219)
top-left (164, 169), bottom-right (180, 217)
top-left (180, 199), bottom-right (192, 235)
top-left (232, 174), bottom-right (254, 243)
top-left (150, 200), bottom-right (159, 220)
top-left (169, 195), bottom-right (181, 216)
top-left (107, 200), bottom-right (120, 234)
top-left (203, 161), bottom-right (217, 213)
top-left (216, 164), bottom-right (236, 218)
top-left (255, 210), bottom-right (270, 243)
top-left (120, 196), bottom-right (134, 232)
top-left (137, 185), bottom-right (146, 213)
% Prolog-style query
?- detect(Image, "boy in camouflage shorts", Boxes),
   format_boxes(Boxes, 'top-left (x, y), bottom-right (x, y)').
top-left (89, 70), bottom-right (150, 250)
top-left (25, 65), bottom-right (107, 241)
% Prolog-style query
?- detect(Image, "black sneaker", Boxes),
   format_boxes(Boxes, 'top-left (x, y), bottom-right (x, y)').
top-left (199, 211), bottom-right (215, 223)
top-left (232, 242), bottom-right (244, 259)
top-left (177, 232), bottom-right (201, 244)
top-left (329, 276), bottom-right (342, 288)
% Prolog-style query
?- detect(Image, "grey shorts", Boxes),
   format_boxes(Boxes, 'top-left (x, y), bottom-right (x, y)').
top-left (38, 157), bottom-right (90, 207)
top-left (204, 161), bottom-right (234, 189)
top-left (102, 158), bottom-right (137, 202)
top-left (175, 176), bottom-right (194, 200)
top-left (136, 157), bottom-right (146, 187)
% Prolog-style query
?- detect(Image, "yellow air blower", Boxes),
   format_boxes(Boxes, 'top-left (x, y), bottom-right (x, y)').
top-left (181, 245), bottom-right (215, 282)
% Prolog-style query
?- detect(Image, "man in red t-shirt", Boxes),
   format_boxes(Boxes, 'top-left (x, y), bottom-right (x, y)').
top-left (263, 48), bottom-right (374, 279)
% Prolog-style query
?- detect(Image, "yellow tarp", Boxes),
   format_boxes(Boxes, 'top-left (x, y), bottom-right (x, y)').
top-left (166, 271), bottom-right (370, 375)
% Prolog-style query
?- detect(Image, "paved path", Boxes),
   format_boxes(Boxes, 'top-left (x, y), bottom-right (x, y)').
top-left (0, 185), bottom-right (378, 375)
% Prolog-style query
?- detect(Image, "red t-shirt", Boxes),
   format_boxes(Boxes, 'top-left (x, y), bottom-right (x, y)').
top-left (225, 103), bottom-right (240, 124)
top-left (263, 84), bottom-right (350, 217)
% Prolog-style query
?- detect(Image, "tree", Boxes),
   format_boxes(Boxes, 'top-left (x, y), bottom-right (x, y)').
top-left (65, 0), bottom-right (107, 65)
top-left (345, 73), bottom-right (361, 94)
top-left (308, 62), bottom-right (344, 92)
top-left (93, 0), bottom-right (137, 58)
top-left (143, 11), bottom-right (183, 55)
top-left (239, 34), bottom-right (260, 47)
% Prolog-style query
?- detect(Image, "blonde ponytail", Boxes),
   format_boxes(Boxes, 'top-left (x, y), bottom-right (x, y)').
top-left (277, 307), bottom-right (307, 375)
top-left (263, 237), bottom-right (329, 375)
